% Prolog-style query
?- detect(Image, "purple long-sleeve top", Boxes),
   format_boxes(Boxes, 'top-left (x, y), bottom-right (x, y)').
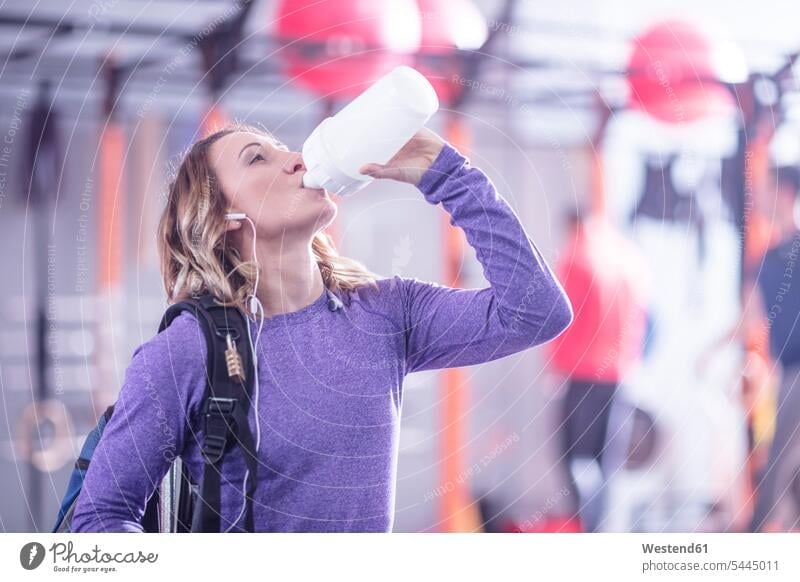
top-left (71, 142), bottom-right (573, 532)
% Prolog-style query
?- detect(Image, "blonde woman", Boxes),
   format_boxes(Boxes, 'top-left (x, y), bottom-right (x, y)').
top-left (72, 123), bottom-right (573, 532)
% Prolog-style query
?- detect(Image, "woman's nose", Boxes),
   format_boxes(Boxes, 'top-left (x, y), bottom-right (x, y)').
top-left (284, 152), bottom-right (305, 174)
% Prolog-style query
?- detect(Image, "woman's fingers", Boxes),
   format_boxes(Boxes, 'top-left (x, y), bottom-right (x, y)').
top-left (359, 163), bottom-right (383, 176)
top-left (359, 161), bottom-right (423, 184)
top-left (360, 163), bottom-right (406, 181)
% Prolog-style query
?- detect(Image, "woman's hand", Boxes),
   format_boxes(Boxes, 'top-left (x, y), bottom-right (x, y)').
top-left (358, 127), bottom-right (446, 187)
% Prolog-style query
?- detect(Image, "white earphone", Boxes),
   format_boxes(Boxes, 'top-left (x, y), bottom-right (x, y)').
top-left (225, 212), bottom-right (261, 316)
top-left (220, 211), bottom-right (343, 529)
top-left (223, 212), bottom-right (263, 531)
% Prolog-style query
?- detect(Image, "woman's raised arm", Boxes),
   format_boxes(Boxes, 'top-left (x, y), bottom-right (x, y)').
top-left (373, 137), bottom-right (573, 374)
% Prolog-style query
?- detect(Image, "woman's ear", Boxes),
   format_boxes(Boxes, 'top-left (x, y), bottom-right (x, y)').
top-left (224, 212), bottom-right (246, 231)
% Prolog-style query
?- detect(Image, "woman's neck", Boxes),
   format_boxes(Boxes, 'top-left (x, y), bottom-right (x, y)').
top-left (249, 238), bottom-right (325, 318)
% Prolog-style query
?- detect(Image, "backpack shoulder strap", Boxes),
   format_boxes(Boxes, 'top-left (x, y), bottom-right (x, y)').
top-left (159, 294), bottom-right (258, 533)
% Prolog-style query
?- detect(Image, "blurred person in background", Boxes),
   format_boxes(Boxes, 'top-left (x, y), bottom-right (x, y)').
top-left (747, 165), bottom-right (800, 531)
top-left (547, 207), bottom-right (650, 532)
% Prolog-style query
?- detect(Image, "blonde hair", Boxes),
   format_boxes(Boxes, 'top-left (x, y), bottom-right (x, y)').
top-left (158, 122), bottom-right (380, 312)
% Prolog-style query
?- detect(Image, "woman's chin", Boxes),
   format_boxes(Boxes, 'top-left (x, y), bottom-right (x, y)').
top-left (316, 201), bottom-right (338, 225)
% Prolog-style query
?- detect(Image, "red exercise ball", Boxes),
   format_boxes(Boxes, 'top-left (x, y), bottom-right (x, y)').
top-left (416, 0), bottom-right (487, 106)
top-left (275, 0), bottom-right (422, 100)
top-left (626, 19), bottom-right (743, 123)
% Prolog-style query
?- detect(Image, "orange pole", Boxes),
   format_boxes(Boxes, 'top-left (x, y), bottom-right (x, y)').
top-left (589, 95), bottom-right (613, 218)
top-left (438, 114), bottom-right (482, 532)
top-left (97, 123), bottom-right (125, 291)
top-left (740, 123), bottom-right (780, 529)
top-left (93, 62), bottom-right (126, 414)
top-left (589, 151), bottom-right (606, 218)
top-left (201, 102), bottom-right (229, 138)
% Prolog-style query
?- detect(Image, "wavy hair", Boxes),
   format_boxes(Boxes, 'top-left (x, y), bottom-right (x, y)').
top-left (158, 122), bottom-right (380, 312)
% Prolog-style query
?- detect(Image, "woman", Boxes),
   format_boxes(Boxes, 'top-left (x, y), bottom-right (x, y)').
top-left (72, 123), bottom-right (573, 532)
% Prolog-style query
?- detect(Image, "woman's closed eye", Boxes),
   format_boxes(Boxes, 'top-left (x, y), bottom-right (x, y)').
top-left (249, 153), bottom-right (265, 165)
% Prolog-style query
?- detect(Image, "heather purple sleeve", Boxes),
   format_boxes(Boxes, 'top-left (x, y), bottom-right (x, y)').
top-left (397, 142), bottom-right (573, 374)
top-left (71, 313), bottom-right (207, 532)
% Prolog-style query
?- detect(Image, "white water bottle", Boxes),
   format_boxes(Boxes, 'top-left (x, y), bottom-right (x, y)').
top-left (301, 66), bottom-right (439, 197)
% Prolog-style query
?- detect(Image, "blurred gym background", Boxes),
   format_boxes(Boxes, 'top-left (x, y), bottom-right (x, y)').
top-left (1, 0), bottom-right (799, 533)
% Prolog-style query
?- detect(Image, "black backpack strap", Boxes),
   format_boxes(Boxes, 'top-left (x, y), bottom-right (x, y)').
top-left (159, 294), bottom-right (258, 532)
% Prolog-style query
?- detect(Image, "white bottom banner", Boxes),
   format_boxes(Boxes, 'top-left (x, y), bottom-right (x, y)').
top-left (2, 533), bottom-right (799, 581)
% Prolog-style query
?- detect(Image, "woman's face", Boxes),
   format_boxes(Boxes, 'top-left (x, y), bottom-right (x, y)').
top-left (208, 131), bottom-right (336, 242)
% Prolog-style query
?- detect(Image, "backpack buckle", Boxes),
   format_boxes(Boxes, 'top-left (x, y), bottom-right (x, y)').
top-left (201, 397), bottom-right (237, 463)
top-left (206, 397), bottom-right (236, 416)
